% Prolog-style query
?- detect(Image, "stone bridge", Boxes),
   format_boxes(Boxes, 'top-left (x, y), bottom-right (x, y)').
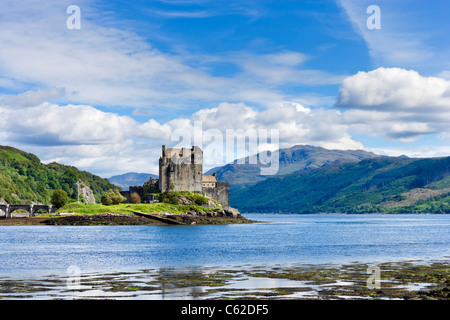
top-left (0, 204), bottom-right (56, 219)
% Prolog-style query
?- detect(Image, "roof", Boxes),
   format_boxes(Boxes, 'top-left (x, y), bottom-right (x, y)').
top-left (202, 174), bottom-right (218, 183)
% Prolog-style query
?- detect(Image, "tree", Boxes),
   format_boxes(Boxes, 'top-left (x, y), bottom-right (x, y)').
top-left (101, 189), bottom-right (126, 205)
top-left (130, 192), bottom-right (141, 204)
top-left (51, 189), bottom-right (68, 208)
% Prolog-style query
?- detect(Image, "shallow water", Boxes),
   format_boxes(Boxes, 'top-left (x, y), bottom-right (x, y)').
top-left (0, 260), bottom-right (447, 300)
top-left (0, 214), bottom-right (449, 278)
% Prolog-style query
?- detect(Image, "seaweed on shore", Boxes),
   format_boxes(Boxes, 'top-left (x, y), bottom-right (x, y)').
top-left (0, 261), bottom-right (448, 300)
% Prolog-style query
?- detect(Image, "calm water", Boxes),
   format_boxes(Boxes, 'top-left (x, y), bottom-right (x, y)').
top-left (0, 214), bottom-right (449, 277)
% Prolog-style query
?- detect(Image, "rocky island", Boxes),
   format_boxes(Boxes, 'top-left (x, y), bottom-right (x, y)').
top-left (0, 190), bottom-right (252, 226)
top-left (0, 145), bottom-right (253, 226)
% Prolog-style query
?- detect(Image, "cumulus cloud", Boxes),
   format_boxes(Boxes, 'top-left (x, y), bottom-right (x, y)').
top-left (337, 68), bottom-right (450, 111)
top-left (336, 67), bottom-right (450, 141)
top-left (0, 103), bottom-right (135, 145)
top-left (0, 99), bottom-right (163, 176)
top-left (173, 101), bottom-right (363, 153)
top-left (0, 89), bottom-right (364, 176)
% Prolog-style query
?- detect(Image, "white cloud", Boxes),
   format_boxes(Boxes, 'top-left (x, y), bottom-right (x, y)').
top-left (185, 101), bottom-right (363, 151)
top-left (0, 102), bottom-right (136, 146)
top-left (337, 68), bottom-right (450, 111)
top-left (0, 90), bottom-right (364, 176)
top-left (337, 67), bottom-right (450, 141)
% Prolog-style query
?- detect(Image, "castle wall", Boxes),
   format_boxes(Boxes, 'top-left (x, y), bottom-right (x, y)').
top-left (203, 182), bottom-right (229, 208)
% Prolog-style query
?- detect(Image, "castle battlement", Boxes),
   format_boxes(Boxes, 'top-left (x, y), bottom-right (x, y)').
top-left (160, 145), bottom-right (203, 165)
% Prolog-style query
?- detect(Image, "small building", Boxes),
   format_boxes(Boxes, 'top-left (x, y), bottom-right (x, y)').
top-left (202, 173), bottom-right (217, 188)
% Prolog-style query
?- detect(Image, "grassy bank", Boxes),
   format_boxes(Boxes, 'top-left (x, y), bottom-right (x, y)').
top-left (51, 202), bottom-right (217, 216)
top-left (0, 202), bottom-right (254, 226)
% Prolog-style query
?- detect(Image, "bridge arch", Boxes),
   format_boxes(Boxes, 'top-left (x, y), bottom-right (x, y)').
top-left (7, 205), bottom-right (32, 218)
top-left (32, 205), bottom-right (55, 216)
top-left (0, 204), bottom-right (56, 219)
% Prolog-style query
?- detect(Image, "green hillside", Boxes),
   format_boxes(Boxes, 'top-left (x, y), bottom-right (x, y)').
top-left (0, 146), bottom-right (117, 204)
top-left (230, 156), bottom-right (450, 214)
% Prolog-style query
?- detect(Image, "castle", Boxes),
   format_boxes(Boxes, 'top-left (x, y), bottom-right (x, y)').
top-left (121, 145), bottom-right (229, 208)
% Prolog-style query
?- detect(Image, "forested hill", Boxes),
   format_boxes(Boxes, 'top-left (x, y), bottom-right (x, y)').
top-left (230, 156), bottom-right (450, 214)
top-left (0, 146), bottom-right (117, 204)
top-left (207, 144), bottom-right (379, 189)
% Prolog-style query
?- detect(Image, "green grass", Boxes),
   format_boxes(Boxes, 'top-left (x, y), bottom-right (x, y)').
top-left (159, 190), bottom-right (220, 207)
top-left (49, 201), bottom-right (216, 217)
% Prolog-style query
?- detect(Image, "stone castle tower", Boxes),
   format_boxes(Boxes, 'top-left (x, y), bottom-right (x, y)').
top-left (122, 145), bottom-right (229, 208)
top-left (158, 145), bottom-right (229, 207)
top-left (159, 145), bottom-right (203, 193)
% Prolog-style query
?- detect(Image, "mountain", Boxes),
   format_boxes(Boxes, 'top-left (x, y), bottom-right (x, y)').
top-left (206, 145), bottom-right (379, 188)
top-left (108, 172), bottom-right (158, 190)
top-left (0, 145), bottom-right (117, 204)
top-left (230, 155), bottom-right (450, 214)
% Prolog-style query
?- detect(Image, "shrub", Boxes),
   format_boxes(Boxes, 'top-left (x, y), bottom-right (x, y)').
top-left (101, 189), bottom-right (126, 205)
top-left (159, 191), bottom-right (178, 204)
top-left (130, 192), bottom-right (141, 204)
top-left (51, 189), bottom-right (69, 208)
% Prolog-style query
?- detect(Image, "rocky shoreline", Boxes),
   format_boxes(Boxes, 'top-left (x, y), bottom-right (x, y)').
top-left (0, 260), bottom-right (448, 300)
top-left (0, 211), bottom-right (255, 226)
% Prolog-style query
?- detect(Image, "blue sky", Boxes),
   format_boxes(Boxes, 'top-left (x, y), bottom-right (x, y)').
top-left (0, 0), bottom-right (450, 177)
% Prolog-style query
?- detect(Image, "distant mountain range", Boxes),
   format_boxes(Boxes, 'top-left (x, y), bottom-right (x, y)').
top-left (213, 145), bottom-right (449, 214)
top-left (206, 145), bottom-right (380, 189)
top-left (108, 172), bottom-right (158, 190)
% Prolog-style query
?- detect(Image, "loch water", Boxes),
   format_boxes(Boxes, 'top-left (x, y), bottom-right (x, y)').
top-left (0, 214), bottom-right (449, 278)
